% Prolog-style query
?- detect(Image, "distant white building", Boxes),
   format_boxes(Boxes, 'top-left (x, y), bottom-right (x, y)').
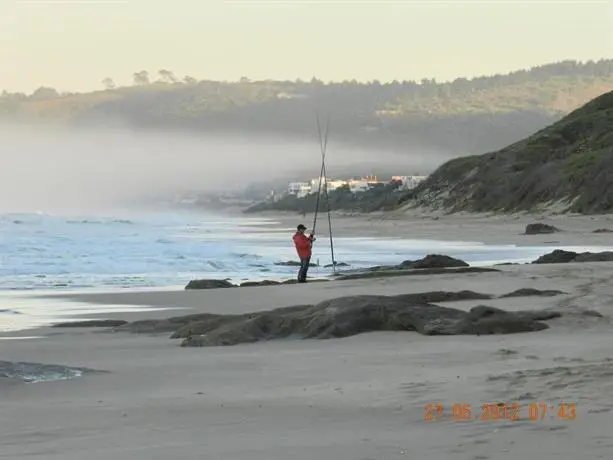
top-left (326, 180), bottom-right (348, 191)
top-left (287, 174), bottom-right (401, 198)
top-left (287, 182), bottom-right (312, 198)
top-left (309, 177), bottom-right (347, 193)
top-left (392, 175), bottom-right (427, 190)
top-left (276, 92), bottom-right (308, 100)
top-left (347, 179), bottom-right (369, 193)
top-left (309, 177), bottom-right (325, 190)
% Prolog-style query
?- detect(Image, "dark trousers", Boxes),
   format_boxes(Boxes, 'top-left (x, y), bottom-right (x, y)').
top-left (298, 256), bottom-right (311, 283)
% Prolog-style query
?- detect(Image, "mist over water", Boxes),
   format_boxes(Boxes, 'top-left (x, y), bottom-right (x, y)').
top-left (0, 122), bottom-right (465, 305)
top-left (0, 122), bottom-right (450, 215)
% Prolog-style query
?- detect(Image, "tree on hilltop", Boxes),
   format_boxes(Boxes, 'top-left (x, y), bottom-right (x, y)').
top-left (29, 87), bottom-right (59, 100)
top-left (133, 70), bottom-right (150, 86)
top-left (158, 69), bottom-right (177, 83)
top-left (101, 77), bottom-right (116, 90)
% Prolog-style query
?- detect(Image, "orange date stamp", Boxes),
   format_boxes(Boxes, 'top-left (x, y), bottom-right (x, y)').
top-left (424, 401), bottom-right (576, 422)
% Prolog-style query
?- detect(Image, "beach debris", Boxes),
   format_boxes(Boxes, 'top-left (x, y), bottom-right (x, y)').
top-left (524, 223), bottom-right (560, 234)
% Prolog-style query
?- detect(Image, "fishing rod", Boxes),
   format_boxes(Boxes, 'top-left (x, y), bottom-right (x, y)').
top-left (312, 113), bottom-right (337, 273)
top-left (311, 113), bottom-right (329, 234)
top-left (321, 157), bottom-right (337, 274)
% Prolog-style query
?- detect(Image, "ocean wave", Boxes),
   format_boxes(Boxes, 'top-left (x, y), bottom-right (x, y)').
top-left (231, 252), bottom-right (263, 259)
top-left (4, 210), bottom-right (590, 294)
top-left (65, 218), bottom-right (135, 225)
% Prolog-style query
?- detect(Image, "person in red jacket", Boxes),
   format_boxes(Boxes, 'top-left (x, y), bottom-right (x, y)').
top-left (293, 224), bottom-right (316, 283)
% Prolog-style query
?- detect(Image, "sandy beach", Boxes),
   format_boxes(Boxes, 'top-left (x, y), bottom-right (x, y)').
top-left (2, 212), bottom-right (613, 460)
top-left (268, 208), bottom-right (613, 247)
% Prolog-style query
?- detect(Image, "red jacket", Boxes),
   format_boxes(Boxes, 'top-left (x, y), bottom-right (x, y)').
top-left (293, 232), bottom-right (312, 259)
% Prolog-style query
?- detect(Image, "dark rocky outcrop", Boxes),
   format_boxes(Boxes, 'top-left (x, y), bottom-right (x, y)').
top-left (499, 288), bottom-right (566, 298)
top-left (593, 228), bottom-right (613, 233)
top-left (574, 251), bottom-right (613, 262)
top-left (524, 223), bottom-right (560, 235)
top-left (170, 290), bottom-right (495, 339)
top-left (532, 249), bottom-right (578, 264)
top-left (109, 288), bottom-right (569, 340)
top-left (178, 295), bottom-right (562, 347)
top-left (532, 249), bottom-right (613, 264)
top-left (362, 254), bottom-right (471, 272)
top-left (52, 319), bottom-right (128, 328)
top-left (398, 254), bottom-right (469, 269)
top-left (185, 279), bottom-right (236, 290)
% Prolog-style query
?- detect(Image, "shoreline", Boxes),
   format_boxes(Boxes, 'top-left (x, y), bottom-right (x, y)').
top-left (3, 208), bottom-right (613, 334)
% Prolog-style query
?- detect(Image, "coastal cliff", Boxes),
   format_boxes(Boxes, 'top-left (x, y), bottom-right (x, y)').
top-left (398, 90), bottom-right (613, 214)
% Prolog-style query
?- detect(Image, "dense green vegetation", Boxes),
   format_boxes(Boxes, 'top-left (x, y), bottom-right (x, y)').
top-left (3, 60), bottom-right (613, 155)
top-left (397, 90), bottom-right (613, 214)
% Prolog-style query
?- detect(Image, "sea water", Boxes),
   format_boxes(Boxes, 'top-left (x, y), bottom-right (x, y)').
top-left (0, 209), bottom-right (609, 332)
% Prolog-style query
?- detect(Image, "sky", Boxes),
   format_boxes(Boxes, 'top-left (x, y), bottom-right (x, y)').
top-left (1, 0), bottom-right (612, 93)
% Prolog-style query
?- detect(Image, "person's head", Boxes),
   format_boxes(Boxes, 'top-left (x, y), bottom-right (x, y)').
top-left (297, 224), bottom-right (307, 234)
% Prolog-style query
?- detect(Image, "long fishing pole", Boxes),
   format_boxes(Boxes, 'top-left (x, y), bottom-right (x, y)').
top-left (312, 113), bottom-right (329, 234)
top-left (312, 113), bottom-right (337, 272)
top-left (321, 153), bottom-right (337, 273)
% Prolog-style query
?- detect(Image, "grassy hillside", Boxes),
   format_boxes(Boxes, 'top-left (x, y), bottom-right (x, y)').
top-left (398, 90), bottom-right (613, 214)
top-left (3, 60), bottom-right (613, 155)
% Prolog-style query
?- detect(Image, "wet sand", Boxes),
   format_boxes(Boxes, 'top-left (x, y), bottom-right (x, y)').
top-left (2, 213), bottom-right (613, 459)
top-left (267, 208), bottom-right (613, 247)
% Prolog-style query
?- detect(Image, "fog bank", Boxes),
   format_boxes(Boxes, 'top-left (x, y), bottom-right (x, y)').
top-left (0, 123), bottom-right (451, 215)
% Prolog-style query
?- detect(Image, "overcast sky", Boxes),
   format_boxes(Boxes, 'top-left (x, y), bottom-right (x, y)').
top-left (1, 0), bottom-right (612, 93)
